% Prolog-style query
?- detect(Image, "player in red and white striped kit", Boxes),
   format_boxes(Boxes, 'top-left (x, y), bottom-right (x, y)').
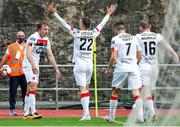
top-left (22, 22), bottom-right (61, 119)
top-left (48, 3), bottom-right (116, 121)
top-left (136, 20), bottom-right (179, 121)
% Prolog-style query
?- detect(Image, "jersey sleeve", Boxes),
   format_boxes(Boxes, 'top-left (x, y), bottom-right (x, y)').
top-left (92, 14), bottom-right (110, 38)
top-left (92, 28), bottom-right (100, 38)
top-left (135, 34), bottom-right (141, 42)
top-left (134, 37), bottom-right (142, 51)
top-left (53, 12), bottom-right (76, 36)
top-left (27, 35), bottom-right (36, 47)
top-left (111, 37), bottom-right (117, 52)
top-left (157, 33), bottom-right (163, 44)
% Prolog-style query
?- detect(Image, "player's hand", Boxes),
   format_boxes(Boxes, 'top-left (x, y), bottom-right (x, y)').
top-left (0, 70), bottom-right (7, 77)
top-left (48, 3), bottom-right (57, 14)
top-left (32, 65), bottom-right (38, 75)
top-left (56, 69), bottom-right (61, 79)
top-left (107, 4), bottom-right (117, 16)
top-left (105, 68), bottom-right (112, 75)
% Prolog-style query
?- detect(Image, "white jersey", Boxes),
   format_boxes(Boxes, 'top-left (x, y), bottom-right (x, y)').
top-left (111, 33), bottom-right (141, 72)
top-left (23, 32), bottom-right (51, 67)
top-left (136, 32), bottom-right (163, 68)
top-left (53, 12), bottom-right (110, 64)
top-left (70, 28), bottom-right (99, 64)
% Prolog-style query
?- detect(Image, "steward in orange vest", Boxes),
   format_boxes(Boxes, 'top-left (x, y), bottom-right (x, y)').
top-left (5, 41), bottom-right (26, 76)
top-left (0, 31), bottom-right (27, 116)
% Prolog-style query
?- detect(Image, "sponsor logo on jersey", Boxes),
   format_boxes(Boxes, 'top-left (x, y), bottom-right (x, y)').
top-left (36, 47), bottom-right (44, 54)
top-left (111, 40), bottom-right (115, 44)
top-left (29, 37), bottom-right (36, 41)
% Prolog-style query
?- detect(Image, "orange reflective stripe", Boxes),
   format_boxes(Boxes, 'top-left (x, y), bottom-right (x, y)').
top-left (7, 59), bottom-right (23, 65)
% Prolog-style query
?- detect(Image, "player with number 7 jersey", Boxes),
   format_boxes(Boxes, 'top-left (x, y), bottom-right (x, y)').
top-left (48, 3), bottom-right (116, 121)
top-left (105, 22), bottom-right (143, 122)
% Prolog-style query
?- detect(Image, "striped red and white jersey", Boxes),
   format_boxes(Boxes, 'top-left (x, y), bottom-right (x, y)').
top-left (111, 33), bottom-right (141, 72)
top-left (23, 32), bottom-right (51, 66)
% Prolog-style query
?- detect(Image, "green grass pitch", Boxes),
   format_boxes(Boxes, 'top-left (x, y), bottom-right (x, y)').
top-left (0, 116), bottom-right (179, 126)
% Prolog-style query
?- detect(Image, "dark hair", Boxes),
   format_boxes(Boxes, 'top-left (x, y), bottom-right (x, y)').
top-left (37, 21), bottom-right (49, 31)
top-left (113, 22), bottom-right (126, 30)
top-left (139, 20), bottom-right (151, 29)
top-left (81, 17), bottom-right (91, 29)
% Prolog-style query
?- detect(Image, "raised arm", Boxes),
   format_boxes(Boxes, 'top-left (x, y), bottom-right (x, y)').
top-left (161, 39), bottom-right (179, 62)
top-left (48, 3), bottom-right (71, 32)
top-left (96, 4), bottom-right (116, 31)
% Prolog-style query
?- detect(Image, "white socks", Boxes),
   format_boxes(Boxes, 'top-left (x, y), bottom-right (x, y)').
top-left (134, 96), bottom-right (144, 121)
top-left (145, 97), bottom-right (155, 117)
top-left (29, 94), bottom-right (36, 114)
top-left (24, 95), bottom-right (30, 116)
top-left (109, 96), bottom-right (118, 120)
top-left (80, 92), bottom-right (90, 116)
top-left (23, 91), bottom-right (36, 116)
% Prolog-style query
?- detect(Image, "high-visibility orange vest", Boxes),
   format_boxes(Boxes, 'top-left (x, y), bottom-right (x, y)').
top-left (6, 42), bottom-right (26, 76)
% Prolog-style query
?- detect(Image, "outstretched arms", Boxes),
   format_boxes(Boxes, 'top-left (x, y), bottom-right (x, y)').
top-left (96, 4), bottom-right (117, 32)
top-left (48, 3), bottom-right (72, 32)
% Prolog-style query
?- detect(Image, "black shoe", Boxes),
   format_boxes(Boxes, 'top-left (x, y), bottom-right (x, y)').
top-left (31, 112), bottom-right (42, 119)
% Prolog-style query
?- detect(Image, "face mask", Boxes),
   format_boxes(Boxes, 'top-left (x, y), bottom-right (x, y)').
top-left (18, 38), bottom-right (24, 43)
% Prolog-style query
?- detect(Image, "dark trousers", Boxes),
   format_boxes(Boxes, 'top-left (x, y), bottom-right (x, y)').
top-left (9, 74), bottom-right (27, 110)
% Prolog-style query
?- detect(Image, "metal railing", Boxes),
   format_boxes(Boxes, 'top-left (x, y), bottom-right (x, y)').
top-left (0, 64), bottom-right (180, 109)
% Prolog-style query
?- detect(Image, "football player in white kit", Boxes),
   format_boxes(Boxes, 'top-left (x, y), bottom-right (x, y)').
top-left (48, 3), bottom-right (116, 120)
top-left (105, 22), bottom-right (144, 123)
top-left (136, 20), bottom-right (179, 121)
top-left (22, 22), bottom-right (61, 119)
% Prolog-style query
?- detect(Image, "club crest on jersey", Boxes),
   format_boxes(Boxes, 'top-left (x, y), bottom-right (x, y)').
top-left (111, 40), bottom-right (115, 44)
top-left (36, 47), bottom-right (44, 54)
top-left (36, 39), bottom-right (48, 46)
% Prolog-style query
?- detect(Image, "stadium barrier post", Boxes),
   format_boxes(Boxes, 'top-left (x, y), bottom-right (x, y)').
top-left (55, 75), bottom-right (59, 110)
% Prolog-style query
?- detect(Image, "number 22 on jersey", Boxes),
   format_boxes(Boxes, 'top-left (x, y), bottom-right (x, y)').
top-left (79, 38), bottom-right (93, 51)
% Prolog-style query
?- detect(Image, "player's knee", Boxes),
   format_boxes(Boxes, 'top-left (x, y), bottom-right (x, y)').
top-left (28, 82), bottom-right (37, 91)
top-left (132, 89), bottom-right (140, 97)
top-left (79, 86), bottom-right (87, 93)
top-left (112, 87), bottom-right (119, 96)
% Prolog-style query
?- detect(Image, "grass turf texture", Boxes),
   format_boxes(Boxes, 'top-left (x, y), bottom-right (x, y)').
top-left (0, 116), bottom-right (179, 126)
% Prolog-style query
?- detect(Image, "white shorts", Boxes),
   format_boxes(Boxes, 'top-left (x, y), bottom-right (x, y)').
top-left (139, 67), bottom-right (159, 90)
top-left (112, 71), bottom-right (142, 90)
top-left (23, 66), bottom-right (39, 84)
top-left (73, 63), bottom-right (93, 86)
